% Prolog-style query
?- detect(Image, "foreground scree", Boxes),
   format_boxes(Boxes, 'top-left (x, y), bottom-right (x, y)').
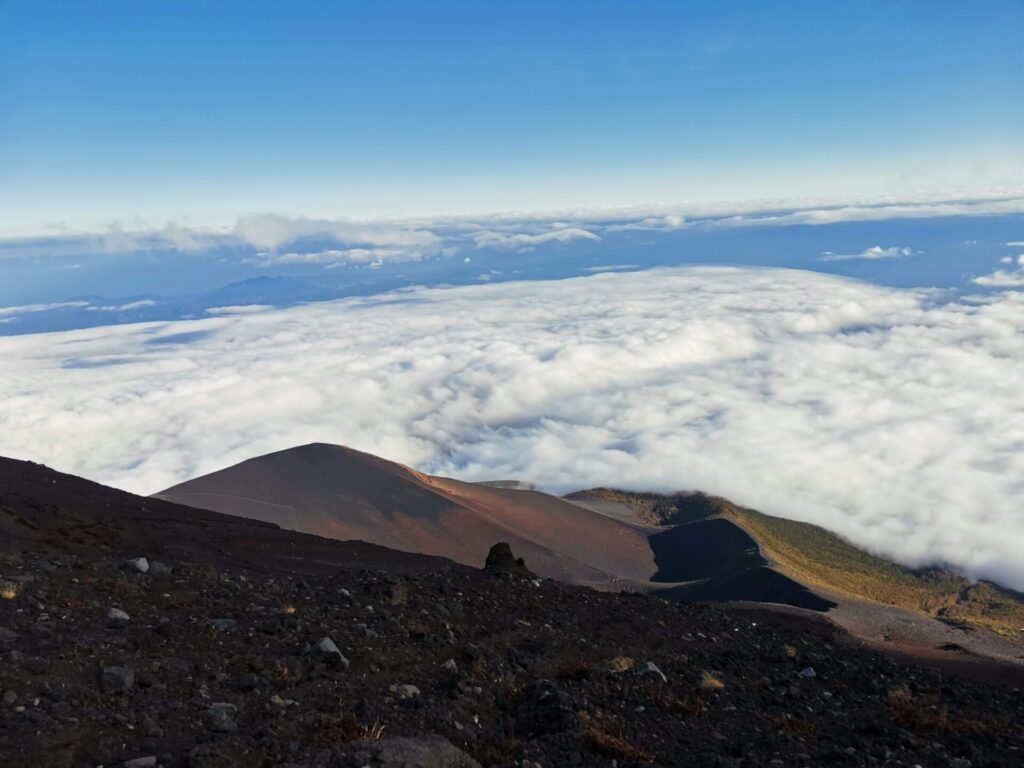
top-left (2, 548), bottom-right (1024, 768)
top-left (2, 459), bottom-right (1023, 767)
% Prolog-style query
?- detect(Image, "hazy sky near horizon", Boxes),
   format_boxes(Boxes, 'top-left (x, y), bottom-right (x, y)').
top-left (2, 1), bottom-right (1023, 235)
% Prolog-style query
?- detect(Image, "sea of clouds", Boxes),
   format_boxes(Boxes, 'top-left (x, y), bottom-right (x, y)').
top-left (1, 266), bottom-right (1022, 589)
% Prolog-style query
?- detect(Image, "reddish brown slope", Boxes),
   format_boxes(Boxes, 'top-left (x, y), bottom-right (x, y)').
top-left (156, 443), bottom-right (656, 585)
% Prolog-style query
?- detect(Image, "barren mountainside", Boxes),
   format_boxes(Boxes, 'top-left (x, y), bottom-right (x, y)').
top-left (2, 453), bottom-right (1024, 768)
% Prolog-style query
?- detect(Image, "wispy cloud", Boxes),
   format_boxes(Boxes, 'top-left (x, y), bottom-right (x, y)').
top-left (232, 214), bottom-right (443, 252)
top-left (584, 264), bottom-right (639, 272)
top-left (973, 255), bottom-right (1024, 287)
top-left (469, 226), bottom-right (600, 251)
top-left (87, 299), bottom-right (157, 312)
top-left (205, 305), bottom-right (274, 316)
top-left (243, 247), bottom-right (430, 269)
top-left (819, 245), bottom-right (915, 262)
top-left (0, 300), bottom-right (91, 317)
top-left (1, 267), bottom-right (1023, 590)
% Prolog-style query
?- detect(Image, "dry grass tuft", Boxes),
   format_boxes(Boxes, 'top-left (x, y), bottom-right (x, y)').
top-left (583, 726), bottom-right (655, 763)
top-left (888, 686), bottom-right (1009, 735)
top-left (0, 581), bottom-right (20, 600)
top-left (700, 670), bottom-right (725, 691)
top-left (314, 711), bottom-right (385, 745)
top-left (556, 661), bottom-right (590, 681)
top-left (470, 717), bottom-right (518, 765)
top-left (607, 655), bottom-right (635, 673)
top-left (767, 714), bottom-right (816, 736)
top-left (663, 693), bottom-right (708, 718)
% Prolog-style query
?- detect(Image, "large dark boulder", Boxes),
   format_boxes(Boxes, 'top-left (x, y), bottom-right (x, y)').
top-left (483, 542), bottom-right (532, 575)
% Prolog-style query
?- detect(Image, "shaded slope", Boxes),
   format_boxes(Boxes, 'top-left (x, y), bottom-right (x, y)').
top-left (0, 456), bottom-right (456, 578)
top-left (646, 510), bottom-right (834, 611)
top-left (157, 443), bottom-right (656, 586)
top-left (648, 518), bottom-right (765, 582)
top-left (654, 567), bottom-right (837, 611)
top-left (572, 488), bottom-right (1024, 636)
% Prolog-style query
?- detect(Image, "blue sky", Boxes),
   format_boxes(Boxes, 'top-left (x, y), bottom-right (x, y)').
top-left (2, 1), bottom-right (1022, 235)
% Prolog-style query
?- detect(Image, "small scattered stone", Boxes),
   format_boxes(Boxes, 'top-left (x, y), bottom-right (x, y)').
top-left (799, 666), bottom-right (816, 679)
top-left (441, 658), bottom-right (458, 674)
top-left (139, 712), bottom-right (163, 738)
top-left (107, 607), bottom-right (130, 626)
top-left (208, 702), bottom-right (237, 732)
top-left (101, 666), bottom-right (134, 694)
top-left (390, 683), bottom-right (421, 701)
top-left (122, 757), bottom-right (157, 768)
top-left (122, 557), bottom-right (149, 574)
top-left (237, 673), bottom-right (268, 691)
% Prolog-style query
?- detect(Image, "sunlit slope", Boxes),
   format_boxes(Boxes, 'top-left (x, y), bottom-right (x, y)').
top-left (156, 443), bottom-right (656, 587)
top-left (567, 489), bottom-right (1024, 637)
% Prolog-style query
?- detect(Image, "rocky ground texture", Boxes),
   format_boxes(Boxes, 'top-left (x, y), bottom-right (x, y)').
top-left (1, 544), bottom-right (1022, 768)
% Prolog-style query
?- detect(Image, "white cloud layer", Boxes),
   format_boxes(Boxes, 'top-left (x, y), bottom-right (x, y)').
top-left (1, 267), bottom-right (1023, 589)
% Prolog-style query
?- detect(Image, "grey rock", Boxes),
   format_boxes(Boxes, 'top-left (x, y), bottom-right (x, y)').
top-left (107, 607), bottom-right (130, 626)
top-left (209, 618), bottom-right (237, 632)
top-left (208, 702), bottom-right (237, 732)
top-left (441, 658), bottom-right (458, 674)
top-left (341, 735), bottom-right (481, 767)
top-left (139, 712), bottom-right (163, 737)
top-left (355, 623), bottom-right (379, 639)
top-left (391, 683), bottom-right (421, 701)
top-left (122, 557), bottom-right (149, 574)
top-left (101, 665), bottom-right (135, 693)
top-left (799, 666), bottom-right (816, 679)
top-left (639, 661), bottom-right (667, 683)
top-left (237, 673), bottom-right (269, 691)
top-left (122, 756), bottom-right (157, 768)
top-left (314, 636), bottom-right (350, 669)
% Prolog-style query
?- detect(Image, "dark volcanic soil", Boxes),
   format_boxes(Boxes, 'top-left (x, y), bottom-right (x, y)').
top-left (2, 458), bottom-right (1023, 768)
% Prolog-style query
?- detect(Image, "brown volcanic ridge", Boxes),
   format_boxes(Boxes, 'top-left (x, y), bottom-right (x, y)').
top-left (157, 443), bottom-right (1024, 665)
